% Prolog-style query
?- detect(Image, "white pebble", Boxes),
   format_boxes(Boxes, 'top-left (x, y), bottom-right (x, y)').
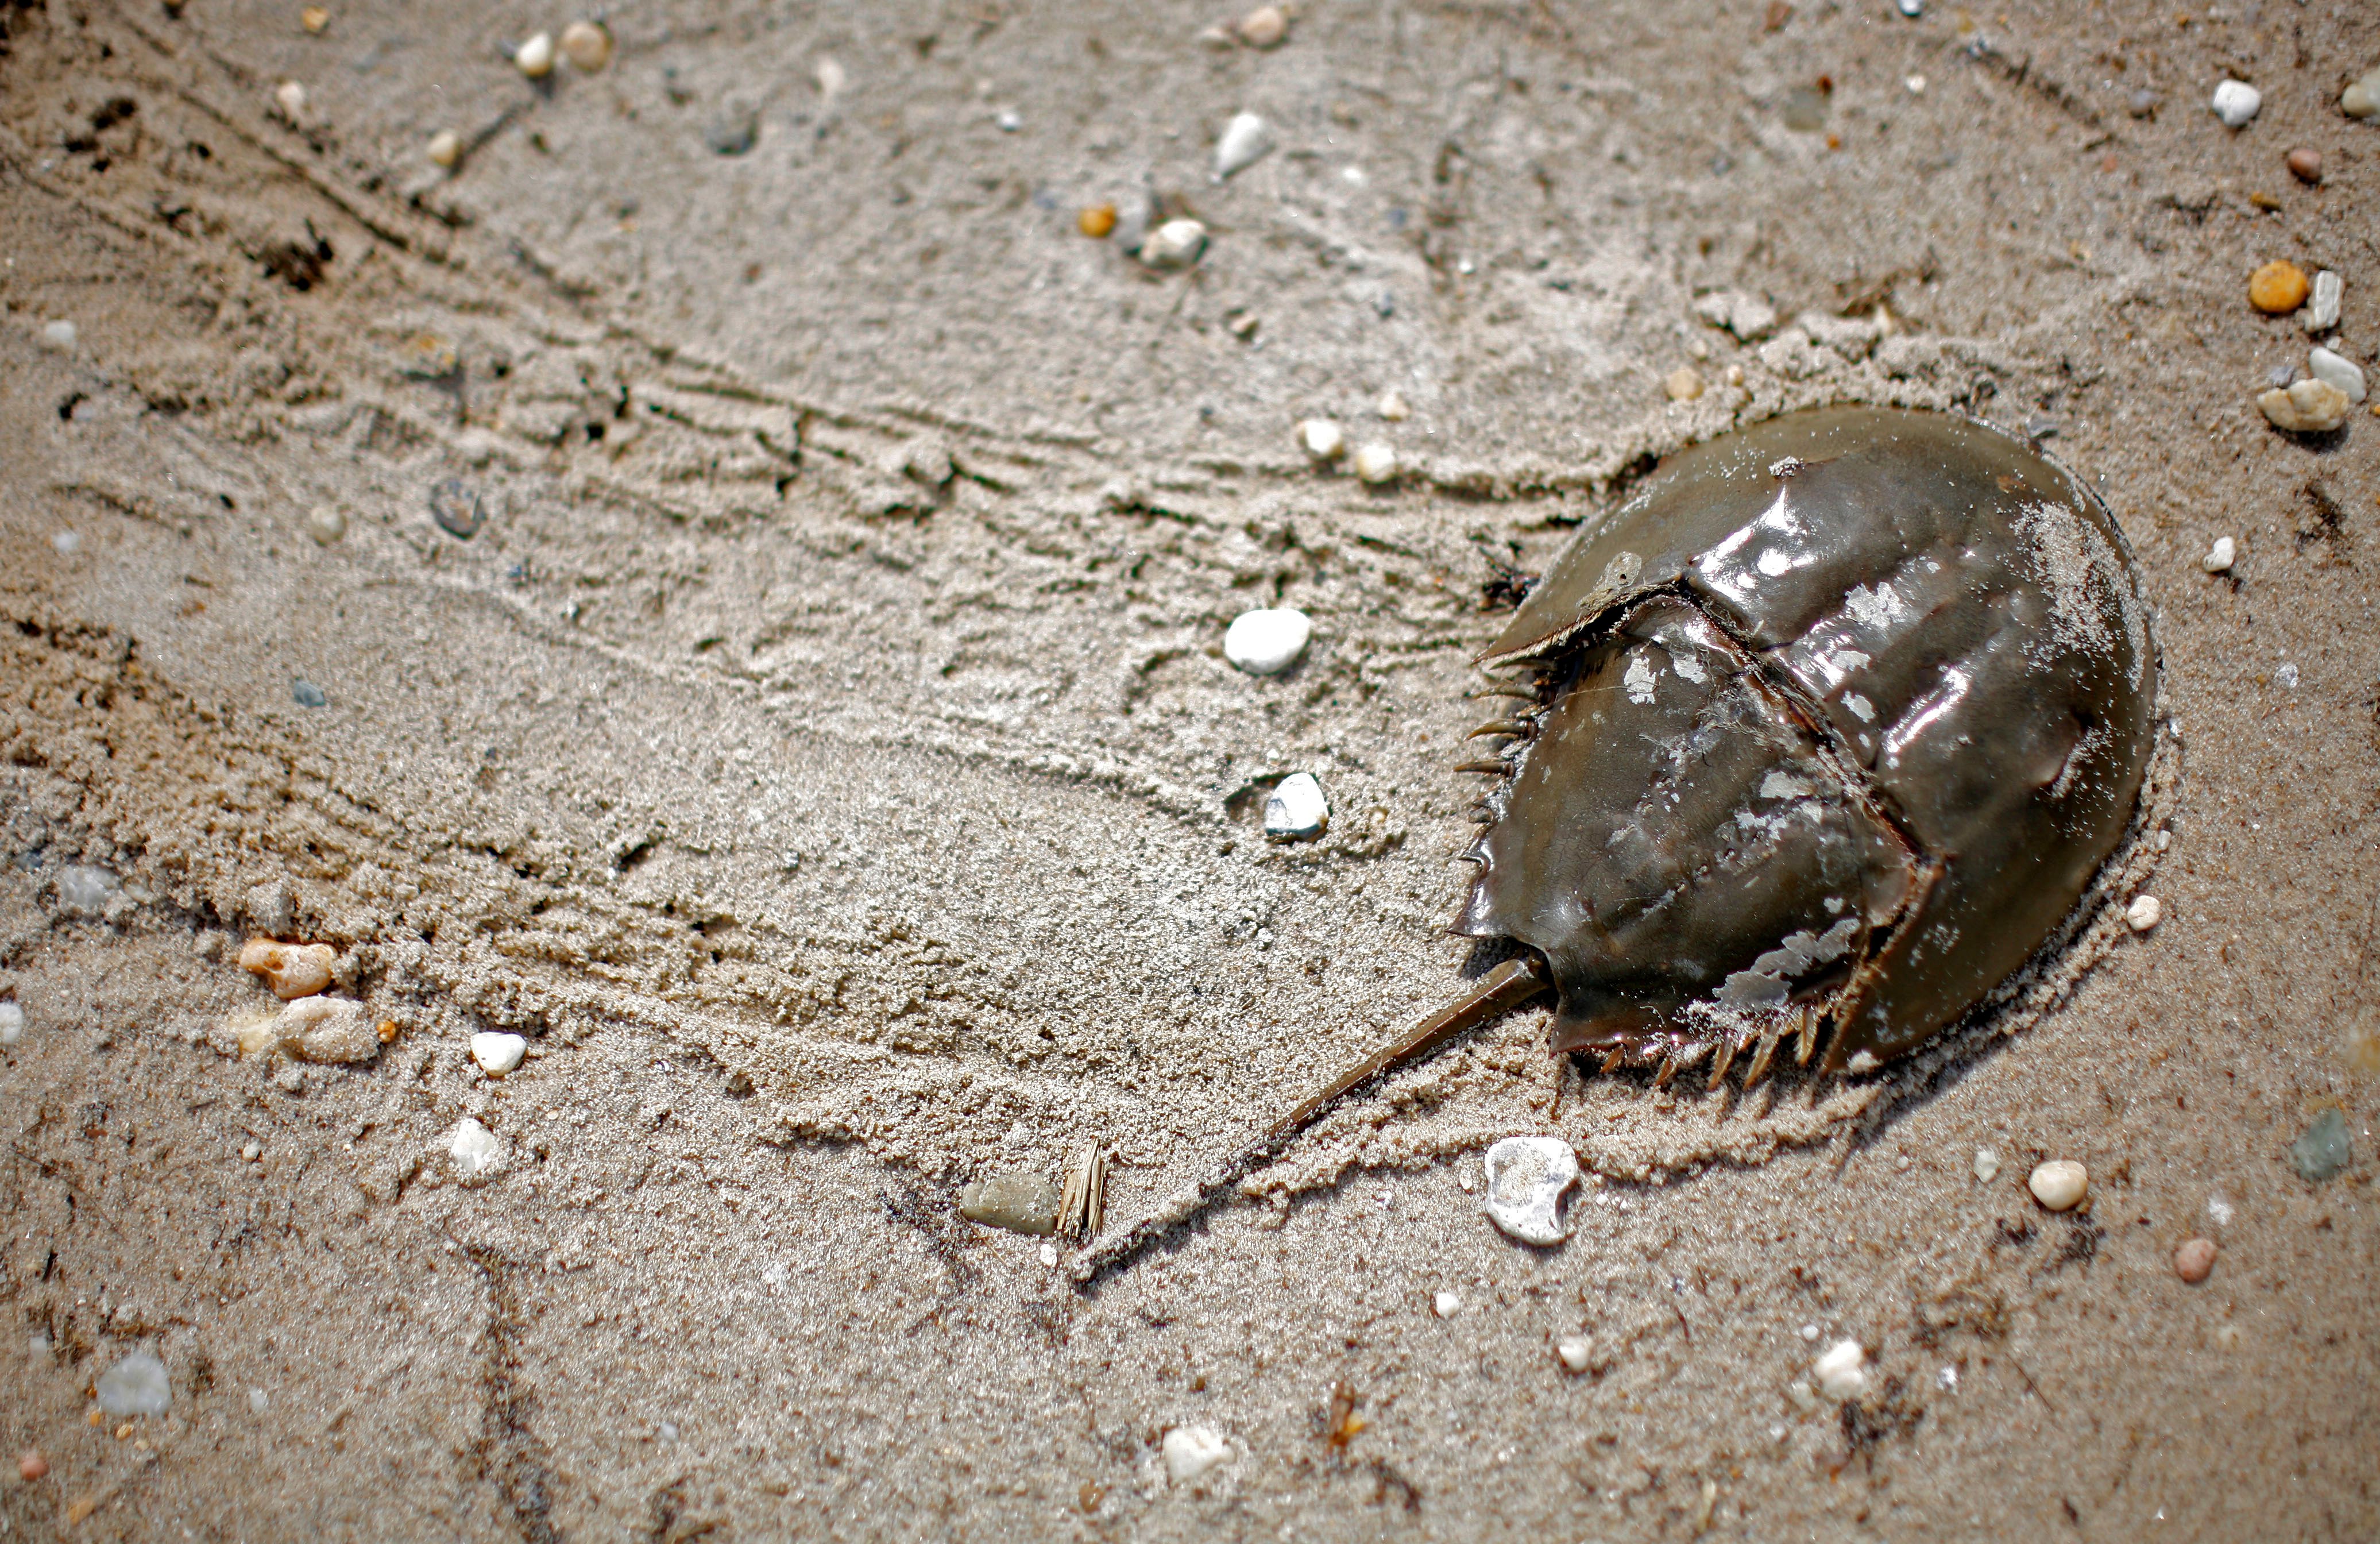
top-left (2346, 68), bottom-right (2380, 119)
top-left (273, 80), bottom-right (307, 121)
top-left (449, 1117), bottom-right (503, 1178)
top-left (52, 530), bottom-right (81, 555)
top-left (305, 505), bottom-right (347, 545)
top-left (1038, 1242), bottom-right (1058, 1268)
top-left (2208, 1192), bottom-right (2235, 1226)
top-left (1223, 607), bottom-right (1311, 675)
top-left (2201, 536), bottom-right (2236, 574)
top-left (1237, 4), bottom-right (1286, 46)
top-left (1555, 1333), bottom-right (1595, 1372)
top-left (2308, 346), bottom-right (2367, 404)
top-left (1138, 218), bottom-right (1207, 270)
top-left (40, 319), bottom-right (78, 350)
top-left (1813, 1340), bottom-right (1867, 1400)
top-left (470, 1031), bottom-right (528, 1076)
top-left (1161, 1426), bottom-right (1231, 1485)
top-left (1479, 1135), bottom-right (1580, 1245)
top-left (1376, 388), bottom-right (1410, 420)
top-left (248, 1388), bottom-right (270, 1415)
top-left (95, 1350), bottom-right (172, 1416)
top-left (1298, 418), bottom-right (1344, 459)
top-left (427, 130), bottom-right (463, 169)
top-left (559, 20), bottom-right (612, 72)
top-left (0, 1001), bottom-right (21, 1047)
top-left (2209, 79), bottom-right (2261, 128)
top-left (240, 1141), bottom-right (262, 1161)
top-left (2126, 894), bottom-right (2163, 932)
top-left (515, 32), bottom-right (555, 78)
top-left (1214, 112), bottom-right (1274, 179)
top-left (1433, 1289), bottom-right (1462, 1319)
top-left (279, 996), bottom-right (380, 1062)
top-left (56, 863), bottom-right (120, 914)
top-left (1972, 1147), bottom-right (2000, 1183)
top-left (1896, 0), bottom-right (1922, 13)
top-left (814, 57), bottom-right (847, 104)
top-left (2303, 270), bottom-right (2342, 334)
top-left (1351, 442), bottom-right (1398, 484)
top-left (994, 107), bottom-right (1022, 133)
top-left (2028, 1159), bottom-right (2088, 1211)
top-left (2258, 378), bottom-right (2351, 435)
top-left (1262, 773), bottom-right (1329, 840)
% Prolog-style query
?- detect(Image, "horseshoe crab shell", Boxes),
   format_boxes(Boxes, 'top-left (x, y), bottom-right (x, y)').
top-left (1458, 405), bottom-right (2157, 1078)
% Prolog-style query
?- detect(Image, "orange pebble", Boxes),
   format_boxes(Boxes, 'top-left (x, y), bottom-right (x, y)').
top-left (18, 1449), bottom-right (48, 1481)
top-left (2248, 260), bottom-right (2309, 315)
top-left (2174, 1236), bottom-right (2217, 1283)
top-left (66, 1496), bottom-right (96, 1523)
top-left (1077, 203), bottom-right (1118, 240)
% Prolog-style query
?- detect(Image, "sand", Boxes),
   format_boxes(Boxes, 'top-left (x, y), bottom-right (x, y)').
top-left (1, 0), bottom-right (2375, 1537)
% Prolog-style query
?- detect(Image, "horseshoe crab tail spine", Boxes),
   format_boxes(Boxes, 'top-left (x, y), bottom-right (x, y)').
top-left (1070, 954), bottom-right (1551, 1288)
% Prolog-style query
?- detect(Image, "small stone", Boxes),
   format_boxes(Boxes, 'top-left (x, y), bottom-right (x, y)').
top-left (1223, 608), bottom-right (1312, 675)
top-left (449, 1117), bottom-right (503, 1178)
top-left (1262, 773), bottom-right (1329, 840)
top-left (2248, 260), bottom-right (2309, 315)
top-left (280, 996), bottom-right (379, 1062)
top-left (304, 505), bottom-right (347, 544)
top-left (427, 130), bottom-right (463, 169)
top-left (292, 678), bottom-right (328, 708)
top-left (1215, 111), bottom-right (1274, 179)
top-left (1376, 388), bottom-right (1409, 421)
top-left (1693, 289), bottom-right (1779, 342)
top-left (2209, 79), bottom-right (2261, 129)
top-left (273, 80), bottom-right (307, 121)
top-left (515, 31), bottom-right (555, 78)
top-left (1237, 4), bottom-right (1286, 47)
top-left (1664, 366), bottom-right (1705, 402)
top-left (56, 864), bottom-right (120, 916)
top-left (1351, 442), bottom-right (1398, 484)
top-left (2258, 378), bottom-right (2351, 435)
top-left (300, 6), bottom-right (328, 32)
top-left (240, 1141), bottom-right (261, 1161)
top-left (2173, 1237), bottom-right (2217, 1283)
top-left (1555, 1333), bottom-right (1597, 1373)
top-left (2028, 1159), bottom-right (2088, 1211)
top-left (1298, 418), bottom-right (1344, 459)
top-left (2288, 1107), bottom-right (2352, 1183)
top-left (20, 1449), bottom-right (47, 1481)
top-left (471, 1031), bottom-right (528, 1076)
top-left (994, 107), bottom-right (1022, 133)
top-left (41, 319), bottom-right (78, 349)
top-left (1077, 203), bottom-right (1117, 238)
top-left (428, 478), bottom-right (485, 538)
top-left (2284, 147), bottom-right (2322, 184)
top-left (2308, 346), bottom-right (2367, 404)
top-left (1480, 1136), bottom-right (1579, 1245)
top-left (2128, 88), bottom-right (2158, 118)
top-left (95, 1350), bottom-right (171, 1416)
top-left (249, 1388), bottom-right (270, 1415)
top-left (2201, 536), bottom-right (2236, 573)
top-left (958, 1172), bottom-right (1060, 1235)
top-left (1813, 1340), bottom-right (1867, 1400)
top-left (1138, 218), bottom-right (1207, 270)
top-left (1973, 1146), bottom-right (2000, 1183)
top-left (239, 938), bottom-right (337, 999)
top-left (1161, 1426), bottom-right (1231, 1485)
top-left (705, 102), bottom-right (760, 156)
top-left (2342, 68), bottom-right (2380, 119)
top-left (1432, 1290), bottom-right (1462, 1319)
top-left (2303, 270), bottom-right (2342, 333)
top-left (1896, 0), bottom-right (1922, 13)
top-left (2125, 894), bottom-right (2163, 932)
top-left (559, 21), bottom-right (612, 72)
top-left (0, 1001), bottom-right (22, 1047)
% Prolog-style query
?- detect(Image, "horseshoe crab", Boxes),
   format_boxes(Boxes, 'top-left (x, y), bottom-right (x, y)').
top-left (1080, 406), bottom-right (2157, 1280)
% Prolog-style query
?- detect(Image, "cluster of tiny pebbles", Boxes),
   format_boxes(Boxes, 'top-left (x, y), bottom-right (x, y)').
top-left (2248, 262), bottom-right (2359, 433)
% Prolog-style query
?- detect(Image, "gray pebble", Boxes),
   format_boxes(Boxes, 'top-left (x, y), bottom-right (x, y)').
top-left (2289, 1108), bottom-right (2352, 1183)
top-left (428, 478), bottom-right (485, 538)
top-left (706, 102), bottom-right (760, 156)
top-left (56, 863), bottom-right (119, 914)
top-left (959, 1172), bottom-right (1061, 1235)
top-left (292, 678), bottom-right (328, 708)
